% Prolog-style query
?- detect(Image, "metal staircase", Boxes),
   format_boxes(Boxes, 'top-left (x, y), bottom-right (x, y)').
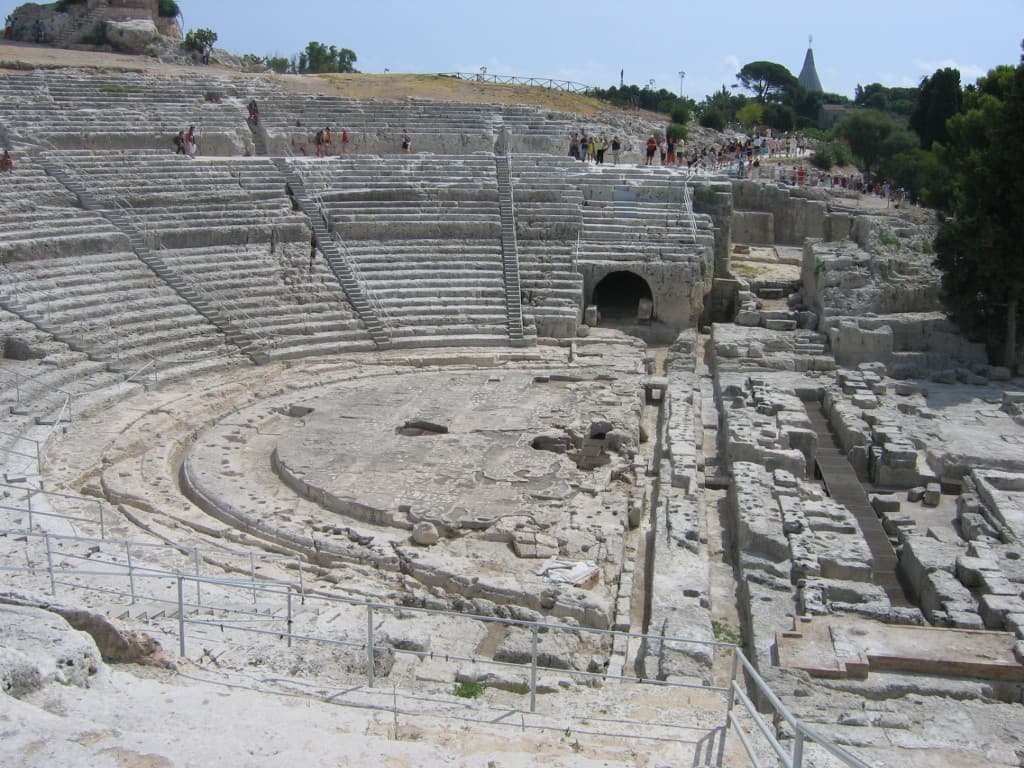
top-left (273, 158), bottom-right (390, 348)
top-left (493, 152), bottom-right (527, 346)
top-left (38, 157), bottom-right (265, 366)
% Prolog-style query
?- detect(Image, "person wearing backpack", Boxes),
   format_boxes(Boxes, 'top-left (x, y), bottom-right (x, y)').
top-left (173, 130), bottom-right (186, 155)
top-left (315, 128), bottom-right (324, 157)
top-left (611, 136), bottom-right (621, 165)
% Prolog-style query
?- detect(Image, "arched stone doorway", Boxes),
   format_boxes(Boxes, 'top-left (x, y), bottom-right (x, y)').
top-left (592, 271), bottom-right (654, 320)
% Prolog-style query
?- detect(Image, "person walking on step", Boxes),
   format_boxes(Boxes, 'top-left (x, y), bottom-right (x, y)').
top-left (247, 99), bottom-right (259, 124)
top-left (173, 130), bottom-right (187, 155)
top-left (611, 136), bottom-right (621, 165)
top-left (185, 126), bottom-right (197, 157)
top-left (596, 135), bottom-right (608, 165)
top-left (1, 149), bottom-right (13, 173)
top-left (323, 126), bottom-right (333, 156)
top-left (401, 128), bottom-right (411, 154)
top-left (341, 128), bottom-right (350, 154)
top-left (314, 128), bottom-right (325, 157)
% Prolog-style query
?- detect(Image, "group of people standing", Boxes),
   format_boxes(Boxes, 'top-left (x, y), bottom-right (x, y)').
top-left (313, 126), bottom-right (352, 157)
top-left (644, 135), bottom-right (687, 166)
top-left (569, 133), bottom-right (620, 165)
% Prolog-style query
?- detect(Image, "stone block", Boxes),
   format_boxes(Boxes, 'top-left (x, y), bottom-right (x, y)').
top-left (764, 319), bottom-right (797, 331)
top-left (979, 594), bottom-right (1024, 630)
top-left (923, 483), bottom-right (941, 507)
top-left (851, 393), bottom-right (879, 409)
top-left (870, 493), bottom-right (901, 515)
top-left (735, 309), bottom-right (761, 326)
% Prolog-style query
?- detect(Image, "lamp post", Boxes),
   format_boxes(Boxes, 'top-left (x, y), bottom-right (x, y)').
top-left (678, 70), bottom-right (686, 98)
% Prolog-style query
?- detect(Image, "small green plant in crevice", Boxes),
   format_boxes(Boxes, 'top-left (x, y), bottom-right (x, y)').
top-left (712, 619), bottom-right (742, 646)
top-left (878, 229), bottom-right (899, 248)
top-left (814, 259), bottom-right (827, 277)
top-left (101, 84), bottom-right (143, 95)
top-left (79, 21), bottom-right (108, 46)
top-left (453, 680), bottom-right (486, 699)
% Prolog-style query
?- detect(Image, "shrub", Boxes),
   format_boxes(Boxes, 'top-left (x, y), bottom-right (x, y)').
top-left (453, 681), bottom-right (486, 699)
top-left (101, 84), bottom-right (142, 95)
top-left (735, 103), bottom-right (764, 127)
top-left (79, 22), bottom-right (108, 46)
top-left (670, 102), bottom-right (691, 125)
top-left (184, 28), bottom-right (218, 53)
top-left (811, 140), bottom-right (855, 170)
top-left (666, 122), bottom-right (688, 141)
top-left (711, 620), bottom-right (741, 646)
top-left (55, 0), bottom-right (86, 12)
top-left (157, 0), bottom-right (180, 17)
top-left (699, 109), bottom-right (726, 131)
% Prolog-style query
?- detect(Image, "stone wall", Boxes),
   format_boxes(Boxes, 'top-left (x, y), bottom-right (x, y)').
top-left (580, 258), bottom-right (712, 331)
top-left (730, 180), bottom-right (838, 246)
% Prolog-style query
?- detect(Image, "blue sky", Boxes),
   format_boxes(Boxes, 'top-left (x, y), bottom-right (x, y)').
top-left (4, 0), bottom-right (1022, 100)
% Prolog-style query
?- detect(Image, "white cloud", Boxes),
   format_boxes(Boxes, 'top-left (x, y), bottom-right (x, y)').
top-left (913, 58), bottom-right (987, 82)
top-left (724, 54), bottom-right (740, 74)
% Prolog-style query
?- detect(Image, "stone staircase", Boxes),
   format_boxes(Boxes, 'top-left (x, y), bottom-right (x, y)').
top-left (508, 155), bottom-right (586, 337)
top-left (246, 115), bottom-right (269, 156)
top-left (493, 152), bottom-right (526, 346)
top-left (274, 158), bottom-right (390, 348)
top-left (53, 6), bottom-right (102, 47)
top-left (305, 156), bottom-right (515, 347)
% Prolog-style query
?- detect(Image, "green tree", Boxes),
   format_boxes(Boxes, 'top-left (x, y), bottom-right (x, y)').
top-left (699, 109), bottom-right (726, 131)
top-left (736, 61), bottom-right (797, 103)
top-left (763, 103), bottom-right (796, 132)
top-left (910, 67), bottom-right (963, 148)
top-left (184, 28), bottom-right (217, 54)
top-left (264, 56), bottom-right (291, 74)
top-left (854, 83), bottom-right (918, 116)
top-left (934, 61), bottom-right (1024, 369)
top-left (834, 109), bottom-right (915, 176)
top-left (735, 102), bottom-right (764, 126)
top-left (297, 42), bottom-right (358, 73)
top-left (696, 85), bottom-right (746, 125)
top-left (879, 147), bottom-right (950, 208)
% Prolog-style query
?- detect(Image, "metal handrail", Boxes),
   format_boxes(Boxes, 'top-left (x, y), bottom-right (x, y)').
top-left (732, 649), bottom-right (873, 768)
top-left (0, 517), bottom-right (872, 766)
top-left (682, 174), bottom-right (699, 244)
top-left (331, 231), bottom-right (391, 331)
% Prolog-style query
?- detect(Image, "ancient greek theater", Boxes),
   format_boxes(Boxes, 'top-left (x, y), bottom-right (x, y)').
top-left (1, 33), bottom-right (1023, 768)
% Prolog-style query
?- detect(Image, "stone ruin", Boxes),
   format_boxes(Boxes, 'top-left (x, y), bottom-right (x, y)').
top-left (8, 1), bottom-right (183, 55)
top-left (0, 61), bottom-right (1023, 766)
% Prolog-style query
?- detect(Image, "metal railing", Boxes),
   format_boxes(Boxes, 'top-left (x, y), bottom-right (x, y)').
top-left (682, 174), bottom-right (699, 244)
top-left (1, 529), bottom-right (305, 607)
top-left (0, 515), bottom-right (873, 767)
top-left (331, 230), bottom-right (392, 332)
top-left (0, 481), bottom-right (106, 536)
top-left (439, 72), bottom-right (595, 95)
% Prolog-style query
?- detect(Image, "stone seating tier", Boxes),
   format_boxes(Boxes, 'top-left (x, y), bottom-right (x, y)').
top-left (0, 162), bottom-right (80, 210)
top-left (157, 244), bottom-right (373, 359)
top-left (4, 252), bottom-right (241, 374)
